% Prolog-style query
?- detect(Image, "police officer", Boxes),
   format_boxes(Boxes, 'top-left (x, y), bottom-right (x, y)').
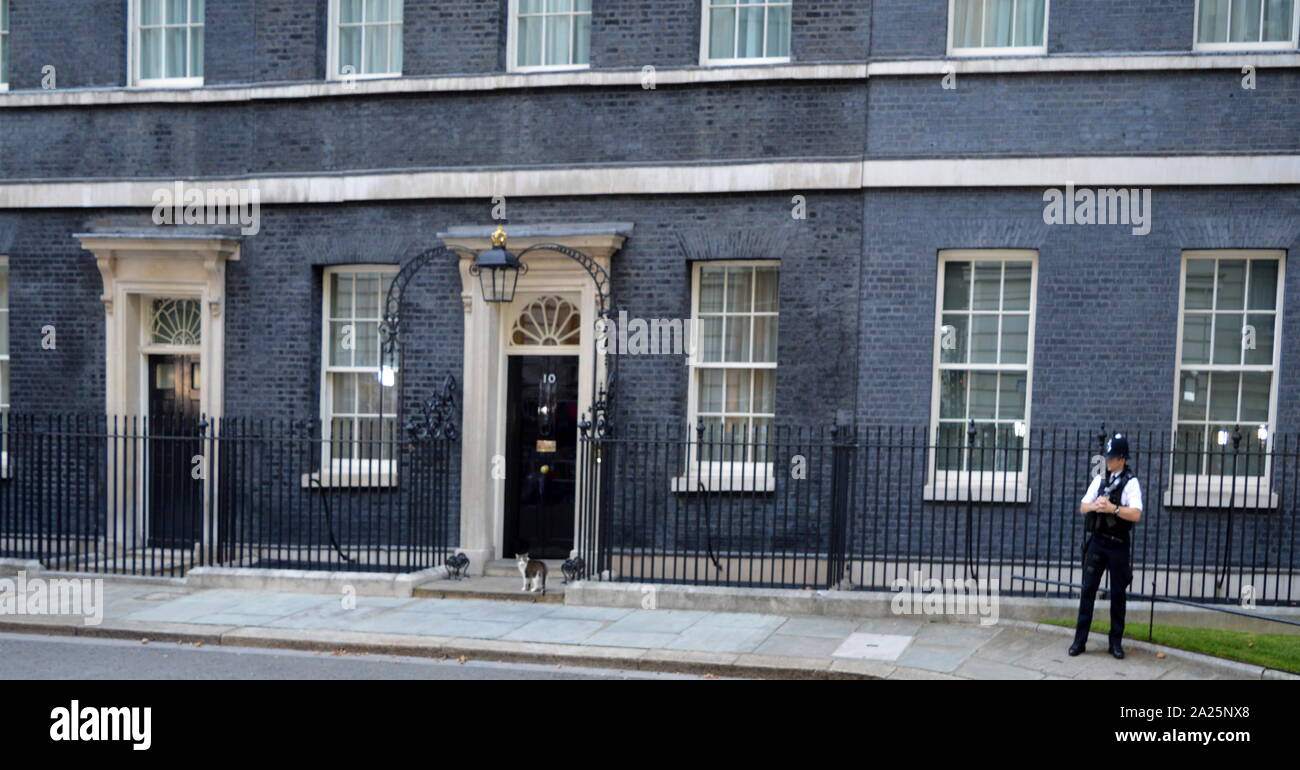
top-left (1070, 432), bottom-right (1143, 659)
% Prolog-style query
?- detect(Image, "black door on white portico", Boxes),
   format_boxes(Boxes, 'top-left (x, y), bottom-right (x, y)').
top-left (505, 354), bottom-right (579, 560)
top-left (502, 295), bottom-right (583, 559)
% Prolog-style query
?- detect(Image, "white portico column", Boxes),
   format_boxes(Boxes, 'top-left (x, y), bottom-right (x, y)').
top-left (443, 224), bottom-right (631, 574)
top-left (454, 255), bottom-right (506, 574)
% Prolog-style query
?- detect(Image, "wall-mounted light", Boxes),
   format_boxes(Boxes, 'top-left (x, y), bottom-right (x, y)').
top-left (1216, 429), bottom-right (1230, 446)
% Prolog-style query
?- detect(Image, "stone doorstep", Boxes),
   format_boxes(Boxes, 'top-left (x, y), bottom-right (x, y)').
top-left (483, 559), bottom-right (570, 578)
top-left (412, 575), bottom-right (566, 604)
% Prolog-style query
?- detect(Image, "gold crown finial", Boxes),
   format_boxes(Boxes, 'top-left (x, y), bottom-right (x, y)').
top-left (490, 224), bottom-right (508, 248)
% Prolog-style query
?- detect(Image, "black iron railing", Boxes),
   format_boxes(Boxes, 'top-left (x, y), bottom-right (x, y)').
top-left (0, 413), bottom-right (459, 577)
top-left (577, 422), bottom-right (1300, 606)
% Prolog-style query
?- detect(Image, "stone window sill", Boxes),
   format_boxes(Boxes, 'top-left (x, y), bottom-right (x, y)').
top-left (301, 461), bottom-right (397, 489)
top-left (672, 463), bottom-right (776, 493)
top-left (1163, 478), bottom-right (1277, 510)
top-left (924, 473), bottom-right (1030, 503)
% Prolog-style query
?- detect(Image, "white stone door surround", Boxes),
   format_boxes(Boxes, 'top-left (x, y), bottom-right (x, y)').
top-left (76, 231), bottom-right (240, 551)
top-left (442, 223), bottom-right (630, 573)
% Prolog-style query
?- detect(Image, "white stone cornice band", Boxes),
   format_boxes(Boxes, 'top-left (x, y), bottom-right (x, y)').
top-left (0, 156), bottom-right (1297, 209)
top-left (0, 53), bottom-right (1297, 107)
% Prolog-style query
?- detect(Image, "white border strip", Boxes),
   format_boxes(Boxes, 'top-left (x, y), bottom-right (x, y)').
top-left (1, 53), bottom-right (1298, 108)
top-left (0, 156), bottom-right (1295, 208)
top-left (868, 52), bottom-right (1300, 76)
top-left (0, 64), bottom-right (867, 108)
top-left (861, 155), bottom-right (1300, 187)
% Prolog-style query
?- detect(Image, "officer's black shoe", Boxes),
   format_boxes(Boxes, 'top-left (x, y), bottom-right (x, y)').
top-left (1068, 643), bottom-right (1086, 656)
top-left (1109, 644), bottom-right (1125, 660)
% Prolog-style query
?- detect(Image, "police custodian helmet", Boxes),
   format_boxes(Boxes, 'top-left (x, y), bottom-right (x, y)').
top-left (1104, 433), bottom-right (1130, 459)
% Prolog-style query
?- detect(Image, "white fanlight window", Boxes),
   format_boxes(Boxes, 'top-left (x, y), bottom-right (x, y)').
top-left (151, 298), bottom-right (202, 346)
top-left (509, 295), bottom-right (583, 349)
top-left (1171, 251), bottom-right (1283, 507)
top-left (319, 266), bottom-right (400, 484)
top-left (701, 0), bottom-right (792, 65)
top-left (131, 0), bottom-right (205, 87)
top-left (329, 0), bottom-right (404, 80)
top-left (1194, 0), bottom-right (1299, 50)
top-left (509, 0), bottom-right (592, 72)
top-left (948, 0), bottom-right (1049, 56)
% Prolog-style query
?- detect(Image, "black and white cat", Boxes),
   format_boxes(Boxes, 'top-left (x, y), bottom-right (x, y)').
top-left (516, 553), bottom-right (547, 595)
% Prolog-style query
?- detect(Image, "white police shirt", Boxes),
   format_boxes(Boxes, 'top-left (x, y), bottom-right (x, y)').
top-left (1081, 472), bottom-right (1144, 511)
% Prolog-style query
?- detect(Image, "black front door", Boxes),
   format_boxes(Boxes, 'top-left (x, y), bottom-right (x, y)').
top-left (505, 355), bottom-right (579, 559)
top-left (147, 354), bottom-right (203, 548)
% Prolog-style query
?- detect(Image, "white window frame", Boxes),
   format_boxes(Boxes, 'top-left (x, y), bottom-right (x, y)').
top-left (0, 0), bottom-right (10, 92)
top-left (926, 250), bottom-right (1038, 502)
top-left (507, 0), bottom-right (592, 73)
top-left (947, 0), bottom-right (1050, 57)
top-left (327, 0), bottom-right (404, 82)
top-left (1193, 0), bottom-right (1300, 51)
top-left (699, 0), bottom-right (793, 67)
top-left (309, 265), bottom-right (400, 488)
top-left (128, 0), bottom-right (205, 88)
top-left (1167, 250), bottom-right (1285, 508)
top-left (677, 259), bottom-right (779, 492)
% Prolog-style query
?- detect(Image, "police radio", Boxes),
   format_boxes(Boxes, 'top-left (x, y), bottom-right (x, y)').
top-left (1086, 469), bottom-right (1132, 536)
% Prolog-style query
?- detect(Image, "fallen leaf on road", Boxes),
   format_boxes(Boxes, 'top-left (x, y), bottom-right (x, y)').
top-left (140, 638), bottom-right (149, 644)
top-left (1155, 652), bottom-right (1166, 659)
top-left (457, 655), bottom-right (468, 664)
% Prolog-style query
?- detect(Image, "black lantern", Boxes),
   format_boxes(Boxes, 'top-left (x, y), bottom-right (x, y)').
top-left (469, 225), bottom-right (526, 303)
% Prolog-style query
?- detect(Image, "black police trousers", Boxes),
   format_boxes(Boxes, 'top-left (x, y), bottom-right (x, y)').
top-left (1073, 535), bottom-right (1133, 648)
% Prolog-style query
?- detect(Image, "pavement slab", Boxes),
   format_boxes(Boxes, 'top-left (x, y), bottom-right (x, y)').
top-left (502, 618), bottom-right (605, 644)
top-left (754, 633), bottom-right (847, 658)
top-left (665, 624), bottom-right (775, 654)
top-left (954, 656), bottom-right (1046, 680)
top-left (894, 643), bottom-right (975, 673)
top-left (775, 616), bottom-right (861, 638)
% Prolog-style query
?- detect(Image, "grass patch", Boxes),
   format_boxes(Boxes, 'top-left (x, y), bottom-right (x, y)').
top-left (1041, 619), bottom-right (1300, 674)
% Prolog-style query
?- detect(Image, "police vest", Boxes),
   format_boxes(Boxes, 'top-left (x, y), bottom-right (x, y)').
top-left (1086, 469), bottom-right (1135, 543)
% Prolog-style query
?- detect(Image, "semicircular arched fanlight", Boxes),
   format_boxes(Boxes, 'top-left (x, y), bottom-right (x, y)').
top-left (151, 298), bottom-right (202, 346)
top-left (511, 296), bottom-right (581, 346)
